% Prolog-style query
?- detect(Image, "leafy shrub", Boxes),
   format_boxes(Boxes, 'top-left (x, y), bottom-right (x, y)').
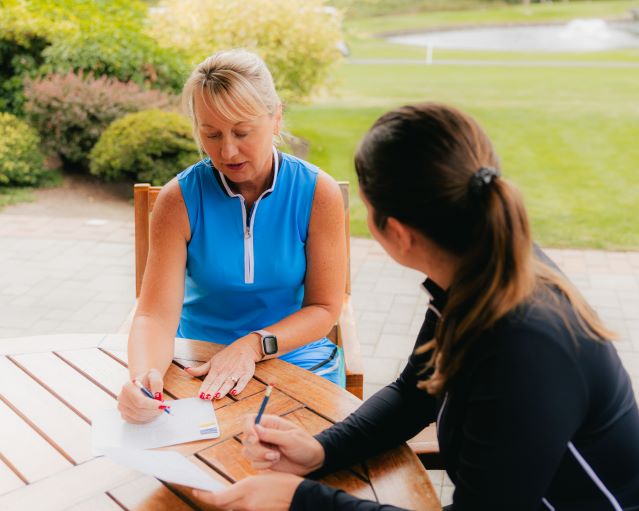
top-left (24, 71), bottom-right (178, 169)
top-left (148, 0), bottom-right (343, 103)
top-left (0, 0), bottom-right (188, 115)
top-left (89, 109), bottom-right (199, 185)
top-left (0, 113), bottom-right (46, 186)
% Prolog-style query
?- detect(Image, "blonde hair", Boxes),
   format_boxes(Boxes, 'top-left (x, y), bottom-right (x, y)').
top-left (182, 49), bottom-right (281, 151)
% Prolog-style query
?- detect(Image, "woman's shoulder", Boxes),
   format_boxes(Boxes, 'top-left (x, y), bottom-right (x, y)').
top-left (280, 152), bottom-right (341, 205)
top-left (280, 151), bottom-right (319, 175)
top-left (489, 286), bottom-right (605, 364)
top-left (177, 157), bottom-right (211, 182)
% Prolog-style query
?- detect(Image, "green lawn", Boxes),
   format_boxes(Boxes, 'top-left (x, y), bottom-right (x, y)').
top-left (287, 60), bottom-right (639, 249)
top-left (0, 187), bottom-right (34, 209)
top-left (346, 0), bottom-right (639, 35)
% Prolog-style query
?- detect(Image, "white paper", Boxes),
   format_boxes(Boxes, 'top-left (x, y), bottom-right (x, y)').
top-left (92, 397), bottom-right (220, 455)
top-left (103, 446), bottom-right (226, 492)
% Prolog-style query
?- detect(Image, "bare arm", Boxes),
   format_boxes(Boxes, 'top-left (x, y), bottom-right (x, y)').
top-left (127, 178), bottom-right (190, 379)
top-left (256, 170), bottom-right (347, 354)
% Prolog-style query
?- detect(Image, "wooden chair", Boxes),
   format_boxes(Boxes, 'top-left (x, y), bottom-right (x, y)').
top-left (129, 182), bottom-right (365, 399)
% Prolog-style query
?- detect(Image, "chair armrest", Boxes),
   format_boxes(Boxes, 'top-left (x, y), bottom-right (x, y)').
top-left (407, 423), bottom-right (443, 469)
top-left (337, 295), bottom-right (364, 399)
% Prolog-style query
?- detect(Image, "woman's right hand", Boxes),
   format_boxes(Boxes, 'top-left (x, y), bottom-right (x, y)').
top-left (242, 414), bottom-right (325, 475)
top-left (117, 368), bottom-right (166, 424)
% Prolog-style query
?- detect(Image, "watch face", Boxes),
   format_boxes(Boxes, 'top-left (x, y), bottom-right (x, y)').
top-left (262, 335), bottom-right (278, 355)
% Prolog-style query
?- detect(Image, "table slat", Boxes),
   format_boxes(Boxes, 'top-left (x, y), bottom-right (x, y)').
top-left (56, 348), bottom-right (130, 397)
top-left (319, 472), bottom-right (377, 501)
top-left (0, 456), bottom-right (25, 496)
top-left (66, 493), bottom-right (123, 511)
top-left (0, 457), bottom-right (137, 511)
top-left (215, 388), bottom-right (304, 442)
top-left (109, 475), bottom-right (194, 511)
top-left (11, 352), bottom-right (115, 423)
top-left (367, 444), bottom-right (441, 511)
top-left (255, 360), bottom-right (362, 422)
top-left (197, 438), bottom-right (256, 482)
top-left (0, 335), bottom-right (105, 356)
top-left (0, 400), bottom-right (71, 483)
top-left (0, 356), bottom-right (92, 463)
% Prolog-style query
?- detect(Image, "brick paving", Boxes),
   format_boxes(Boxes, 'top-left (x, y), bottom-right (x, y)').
top-left (1, 212), bottom-right (638, 506)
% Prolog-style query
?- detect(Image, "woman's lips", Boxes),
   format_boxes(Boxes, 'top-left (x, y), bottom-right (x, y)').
top-left (225, 162), bottom-right (247, 171)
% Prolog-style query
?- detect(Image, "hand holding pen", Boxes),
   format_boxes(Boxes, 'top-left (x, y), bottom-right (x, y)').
top-left (133, 380), bottom-right (171, 415)
top-left (241, 385), bottom-right (325, 474)
top-left (116, 368), bottom-right (171, 424)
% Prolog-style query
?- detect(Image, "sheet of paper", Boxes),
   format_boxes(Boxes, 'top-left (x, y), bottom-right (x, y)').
top-left (92, 397), bottom-right (220, 455)
top-left (103, 446), bottom-right (226, 492)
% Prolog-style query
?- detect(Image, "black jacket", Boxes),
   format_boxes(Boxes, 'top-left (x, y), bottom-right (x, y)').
top-left (292, 276), bottom-right (639, 510)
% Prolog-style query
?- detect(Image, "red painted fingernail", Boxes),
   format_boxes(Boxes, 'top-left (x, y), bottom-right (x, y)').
top-left (154, 392), bottom-right (163, 401)
top-left (214, 393), bottom-right (220, 399)
top-left (205, 393), bottom-right (212, 400)
top-left (231, 390), bottom-right (238, 396)
top-left (199, 392), bottom-right (206, 399)
top-left (159, 405), bottom-right (170, 410)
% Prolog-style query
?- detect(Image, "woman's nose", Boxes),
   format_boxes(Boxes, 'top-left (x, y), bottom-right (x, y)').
top-left (221, 139), bottom-right (238, 160)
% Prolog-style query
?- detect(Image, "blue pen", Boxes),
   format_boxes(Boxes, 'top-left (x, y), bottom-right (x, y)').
top-left (133, 380), bottom-right (171, 415)
top-left (255, 385), bottom-right (273, 424)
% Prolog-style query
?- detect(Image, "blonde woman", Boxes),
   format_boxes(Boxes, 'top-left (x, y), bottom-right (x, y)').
top-left (117, 49), bottom-right (346, 423)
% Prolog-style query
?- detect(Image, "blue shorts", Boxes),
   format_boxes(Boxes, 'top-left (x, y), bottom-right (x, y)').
top-left (279, 338), bottom-right (346, 387)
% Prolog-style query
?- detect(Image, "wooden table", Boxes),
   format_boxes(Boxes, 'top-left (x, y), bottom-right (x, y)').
top-left (0, 334), bottom-right (441, 511)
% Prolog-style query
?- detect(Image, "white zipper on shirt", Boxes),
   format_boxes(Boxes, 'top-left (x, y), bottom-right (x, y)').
top-left (218, 147), bottom-right (279, 284)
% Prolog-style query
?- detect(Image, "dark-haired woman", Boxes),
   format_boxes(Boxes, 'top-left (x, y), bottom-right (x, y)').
top-left (194, 103), bottom-right (639, 511)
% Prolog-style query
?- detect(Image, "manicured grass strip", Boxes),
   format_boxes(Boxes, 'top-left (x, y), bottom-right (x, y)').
top-left (287, 62), bottom-right (639, 249)
top-left (347, 1), bottom-right (639, 35)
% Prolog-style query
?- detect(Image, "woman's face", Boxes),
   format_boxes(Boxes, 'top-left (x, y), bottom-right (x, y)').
top-left (359, 189), bottom-right (405, 265)
top-left (194, 93), bottom-right (281, 186)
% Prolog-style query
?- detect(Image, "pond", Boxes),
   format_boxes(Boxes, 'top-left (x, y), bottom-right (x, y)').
top-left (388, 19), bottom-right (639, 52)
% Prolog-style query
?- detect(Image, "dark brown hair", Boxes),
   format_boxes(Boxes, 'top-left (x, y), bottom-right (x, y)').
top-left (355, 103), bottom-right (614, 395)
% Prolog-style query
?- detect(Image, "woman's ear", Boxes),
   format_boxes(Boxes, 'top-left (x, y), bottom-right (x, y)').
top-left (385, 217), bottom-right (415, 256)
top-left (273, 104), bottom-right (283, 135)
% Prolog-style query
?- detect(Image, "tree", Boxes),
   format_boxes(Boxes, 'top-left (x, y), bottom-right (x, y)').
top-left (147, 0), bottom-right (344, 103)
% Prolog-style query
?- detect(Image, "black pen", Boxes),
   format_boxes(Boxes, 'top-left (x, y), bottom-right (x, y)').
top-left (255, 385), bottom-right (273, 424)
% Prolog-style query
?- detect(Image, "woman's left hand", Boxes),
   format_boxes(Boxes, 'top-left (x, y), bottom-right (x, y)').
top-left (193, 473), bottom-right (302, 511)
top-left (187, 334), bottom-right (262, 400)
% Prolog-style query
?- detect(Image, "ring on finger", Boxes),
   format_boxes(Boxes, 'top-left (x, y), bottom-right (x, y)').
top-left (226, 375), bottom-right (240, 384)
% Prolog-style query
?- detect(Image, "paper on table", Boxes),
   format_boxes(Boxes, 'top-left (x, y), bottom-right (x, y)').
top-left (103, 446), bottom-right (226, 492)
top-left (92, 397), bottom-right (220, 455)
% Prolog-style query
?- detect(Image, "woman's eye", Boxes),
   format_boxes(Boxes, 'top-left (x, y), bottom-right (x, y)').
top-left (234, 132), bottom-right (248, 138)
top-left (206, 133), bottom-right (221, 139)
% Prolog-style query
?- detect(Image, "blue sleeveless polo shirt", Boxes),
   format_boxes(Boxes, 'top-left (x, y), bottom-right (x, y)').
top-left (176, 149), bottom-right (344, 385)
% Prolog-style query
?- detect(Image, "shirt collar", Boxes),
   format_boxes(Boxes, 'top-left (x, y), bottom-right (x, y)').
top-left (421, 277), bottom-right (447, 311)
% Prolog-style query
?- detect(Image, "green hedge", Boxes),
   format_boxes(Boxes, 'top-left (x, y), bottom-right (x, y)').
top-left (0, 0), bottom-right (188, 116)
top-left (0, 113), bottom-right (46, 186)
top-left (24, 71), bottom-right (177, 169)
top-left (89, 109), bottom-right (199, 185)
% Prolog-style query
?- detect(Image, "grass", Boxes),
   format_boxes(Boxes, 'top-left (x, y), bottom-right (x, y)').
top-left (0, 187), bottom-right (35, 209)
top-left (0, 169), bottom-right (63, 211)
top-left (346, 1), bottom-right (639, 35)
top-left (287, 60), bottom-right (639, 248)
